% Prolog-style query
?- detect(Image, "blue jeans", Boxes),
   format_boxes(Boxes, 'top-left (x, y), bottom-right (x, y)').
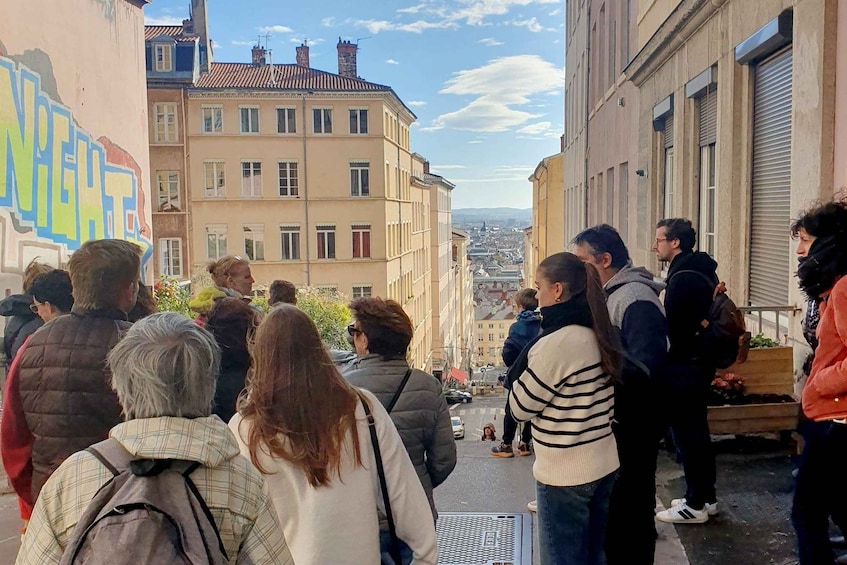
top-left (379, 529), bottom-right (413, 565)
top-left (537, 472), bottom-right (617, 565)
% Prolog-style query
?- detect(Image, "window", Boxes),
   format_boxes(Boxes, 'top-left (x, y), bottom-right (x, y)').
top-left (204, 161), bottom-right (225, 197)
top-left (156, 171), bottom-right (180, 211)
top-left (278, 161), bottom-right (299, 197)
top-left (153, 103), bottom-right (177, 142)
top-left (241, 162), bottom-right (262, 197)
top-left (349, 109), bottom-right (368, 134)
top-left (499, 333), bottom-right (505, 340)
top-left (201, 106), bottom-right (222, 133)
top-left (316, 225), bottom-right (336, 259)
top-left (243, 225), bottom-right (265, 261)
top-left (154, 44), bottom-right (173, 72)
top-left (664, 147), bottom-right (675, 217)
top-left (477, 334), bottom-right (484, 342)
top-left (488, 334), bottom-right (494, 341)
top-left (699, 144), bottom-right (717, 256)
top-left (159, 238), bottom-right (182, 278)
top-left (352, 225), bottom-right (371, 258)
top-left (280, 225), bottom-right (301, 260)
top-left (277, 107), bottom-right (296, 134)
top-left (352, 285), bottom-right (372, 299)
top-left (240, 107), bottom-right (259, 134)
top-left (489, 323), bottom-right (494, 329)
top-left (350, 162), bottom-right (370, 197)
top-left (313, 108), bottom-right (332, 133)
top-left (206, 225), bottom-right (227, 260)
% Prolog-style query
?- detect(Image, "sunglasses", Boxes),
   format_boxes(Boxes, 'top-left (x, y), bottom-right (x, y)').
top-left (347, 323), bottom-right (364, 337)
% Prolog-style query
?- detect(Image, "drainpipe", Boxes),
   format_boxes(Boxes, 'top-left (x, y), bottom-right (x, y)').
top-left (583, 3), bottom-right (591, 229)
top-left (302, 93), bottom-right (311, 285)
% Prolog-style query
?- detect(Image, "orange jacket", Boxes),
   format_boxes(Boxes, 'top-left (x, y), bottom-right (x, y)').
top-left (804, 276), bottom-right (847, 421)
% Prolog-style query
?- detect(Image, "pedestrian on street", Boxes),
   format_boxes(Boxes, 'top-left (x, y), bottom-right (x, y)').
top-left (790, 199), bottom-right (847, 565)
top-left (573, 224), bottom-right (668, 564)
top-left (2, 240), bottom-right (141, 517)
top-left (0, 259), bottom-right (53, 365)
top-left (651, 218), bottom-right (720, 524)
top-left (509, 252), bottom-right (621, 565)
top-left (491, 288), bottom-right (540, 459)
top-left (481, 423), bottom-right (497, 441)
top-left (17, 313), bottom-right (293, 564)
top-left (230, 305), bottom-right (437, 565)
top-left (268, 279), bottom-right (297, 306)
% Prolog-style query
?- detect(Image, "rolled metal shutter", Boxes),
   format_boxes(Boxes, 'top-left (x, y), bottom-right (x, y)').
top-left (664, 113), bottom-right (674, 148)
top-left (749, 48), bottom-right (792, 306)
top-left (698, 88), bottom-right (717, 147)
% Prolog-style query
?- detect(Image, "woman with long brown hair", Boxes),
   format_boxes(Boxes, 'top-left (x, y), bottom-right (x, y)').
top-left (229, 305), bottom-right (437, 565)
top-left (507, 252), bottom-right (622, 565)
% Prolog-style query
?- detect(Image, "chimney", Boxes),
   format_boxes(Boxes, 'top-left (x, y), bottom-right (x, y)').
top-left (560, 134), bottom-right (565, 153)
top-left (182, 18), bottom-right (194, 35)
top-left (190, 0), bottom-right (212, 72)
top-left (252, 45), bottom-right (267, 66)
top-left (337, 37), bottom-right (358, 78)
top-left (423, 160), bottom-right (430, 174)
top-left (296, 42), bottom-right (310, 67)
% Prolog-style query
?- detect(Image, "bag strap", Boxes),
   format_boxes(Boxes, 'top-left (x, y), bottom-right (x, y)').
top-left (386, 368), bottom-right (413, 414)
top-left (358, 392), bottom-right (403, 565)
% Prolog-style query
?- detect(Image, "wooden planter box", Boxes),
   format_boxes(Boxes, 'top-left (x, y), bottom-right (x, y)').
top-left (708, 346), bottom-right (800, 434)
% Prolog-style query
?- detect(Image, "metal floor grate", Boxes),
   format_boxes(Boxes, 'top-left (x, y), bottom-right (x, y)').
top-left (436, 512), bottom-right (532, 565)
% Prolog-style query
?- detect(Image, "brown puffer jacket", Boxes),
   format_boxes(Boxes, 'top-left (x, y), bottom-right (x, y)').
top-left (17, 308), bottom-right (129, 501)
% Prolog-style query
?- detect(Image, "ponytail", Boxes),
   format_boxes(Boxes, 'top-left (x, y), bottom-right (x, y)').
top-left (584, 264), bottom-right (623, 382)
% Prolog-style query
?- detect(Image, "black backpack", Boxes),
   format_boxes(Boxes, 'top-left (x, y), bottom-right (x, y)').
top-left (672, 270), bottom-right (750, 369)
top-left (58, 438), bottom-right (229, 565)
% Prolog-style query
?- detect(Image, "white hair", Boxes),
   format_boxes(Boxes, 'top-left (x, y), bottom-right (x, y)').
top-left (108, 312), bottom-right (220, 420)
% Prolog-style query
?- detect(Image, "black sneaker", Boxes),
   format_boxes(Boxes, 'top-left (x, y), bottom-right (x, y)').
top-left (490, 442), bottom-right (515, 458)
top-left (517, 442), bottom-right (532, 456)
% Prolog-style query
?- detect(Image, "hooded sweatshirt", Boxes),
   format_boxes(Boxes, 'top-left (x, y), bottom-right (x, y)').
top-left (502, 309), bottom-right (542, 367)
top-left (1, 295), bottom-right (42, 363)
top-left (664, 251), bottom-right (718, 364)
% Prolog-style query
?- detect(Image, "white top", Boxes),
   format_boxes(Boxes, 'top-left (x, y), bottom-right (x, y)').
top-left (229, 388), bottom-right (438, 565)
top-left (509, 325), bottom-right (620, 487)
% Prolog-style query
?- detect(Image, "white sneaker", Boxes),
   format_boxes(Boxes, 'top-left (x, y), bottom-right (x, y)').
top-left (670, 498), bottom-right (718, 516)
top-left (527, 500), bottom-right (537, 512)
top-left (655, 500), bottom-right (709, 524)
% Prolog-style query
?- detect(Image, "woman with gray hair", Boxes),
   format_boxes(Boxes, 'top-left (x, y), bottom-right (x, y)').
top-left (18, 313), bottom-right (292, 565)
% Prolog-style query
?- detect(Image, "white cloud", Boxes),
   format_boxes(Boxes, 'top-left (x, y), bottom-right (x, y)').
top-left (353, 18), bottom-right (457, 34)
top-left (549, 8), bottom-right (562, 16)
top-left (509, 17), bottom-right (545, 32)
top-left (259, 25), bottom-right (293, 34)
top-left (432, 165), bottom-right (467, 169)
top-left (398, 3), bottom-right (428, 13)
top-left (211, 40), bottom-right (222, 50)
top-left (449, 0), bottom-right (560, 26)
top-left (321, 17), bottom-right (336, 27)
top-left (496, 165), bottom-right (535, 172)
top-left (144, 15), bottom-right (183, 25)
top-left (429, 55), bottom-right (563, 132)
top-left (515, 122), bottom-right (552, 135)
top-left (478, 38), bottom-right (504, 46)
top-left (407, 100), bottom-right (428, 107)
top-left (386, 58), bottom-right (400, 65)
top-left (448, 176), bottom-right (530, 183)
top-left (232, 40), bottom-right (255, 46)
top-left (289, 37), bottom-right (325, 45)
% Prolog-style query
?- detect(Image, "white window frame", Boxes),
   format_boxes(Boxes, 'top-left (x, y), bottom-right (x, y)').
top-left (156, 171), bottom-right (180, 211)
top-left (350, 161), bottom-right (370, 197)
top-left (204, 161), bottom-right (225, 198)
top-left (276, 106), bottom-right (296, 134)
top-left (154, 43), bottom-right (173, 72)
top-left (239, 106), bottom-right (260, 134)
top-left (243, 224), bottom-right (265, 262)
top-left (278, 161), bottom-right (299, 197)
top-left (352, 284), bottom-right (373, 299)
top-left (241, 161), bottom-right (262, 197)
top-left (153, 103), bottom-right (178, 143)
top-left (699, 144), bottom-right (717, 257)
top-left (159, 238), bottom-right (183, 278)
top-left (316, 225), bottom-right (336, 259)
top-left (313, 107), bottom-right (333, 134)
top-left (201, 105), bottom-right (223, 134)
top-left (663, 147), bottom-right (675, 217)
top-left (206, 224), bottom-right (227, 260)
top-left (280, 225), bottom-right (301, 261)
top-left (349, 108), bottom-right (369, 134)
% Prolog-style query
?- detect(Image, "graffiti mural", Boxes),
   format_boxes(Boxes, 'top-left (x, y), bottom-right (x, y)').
top-left (0, 52), bottom-right (152, 285)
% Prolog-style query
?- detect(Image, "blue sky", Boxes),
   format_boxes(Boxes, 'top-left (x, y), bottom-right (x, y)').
top-left (144, 0), bottom-right (565, 209)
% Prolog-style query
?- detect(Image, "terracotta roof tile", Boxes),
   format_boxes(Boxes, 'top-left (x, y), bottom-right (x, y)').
top-left (194, 62), bottom-right (393, 92)
top-left (145, 25), bottom-right (199, 43)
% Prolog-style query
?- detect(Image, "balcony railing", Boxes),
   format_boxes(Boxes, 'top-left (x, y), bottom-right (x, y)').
top-left (739, 305), bottom-right (801, 344)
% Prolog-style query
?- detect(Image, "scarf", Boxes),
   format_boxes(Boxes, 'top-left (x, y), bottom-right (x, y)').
top-left (506, 293), bottom-right (593, 387)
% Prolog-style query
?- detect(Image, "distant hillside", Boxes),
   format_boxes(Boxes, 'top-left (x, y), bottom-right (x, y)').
top-left (453, 207), bottom-right (532, 220)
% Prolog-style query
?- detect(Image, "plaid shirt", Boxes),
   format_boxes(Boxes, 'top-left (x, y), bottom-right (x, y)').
top-left (16, 416), bottom-right (293, 565)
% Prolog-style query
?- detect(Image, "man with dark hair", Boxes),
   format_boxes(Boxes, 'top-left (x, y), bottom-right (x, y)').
top-left (651, 218), bottom-right (719, 524)
top-left (28, 270), bottom-right (74, 321)
top-left (573, 224), bottom-right (667, 563)
top-left (269, 280), bottom-right (297, 306)
top-left (3, 239), bottom-right (142, 517)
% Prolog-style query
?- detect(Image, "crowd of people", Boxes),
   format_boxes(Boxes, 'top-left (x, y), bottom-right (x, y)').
top-left (1, 199), bottom-right (846, 564)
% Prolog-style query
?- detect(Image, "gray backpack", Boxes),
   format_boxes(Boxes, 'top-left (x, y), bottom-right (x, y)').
top-left (58, 438), bottom-right (229, 565)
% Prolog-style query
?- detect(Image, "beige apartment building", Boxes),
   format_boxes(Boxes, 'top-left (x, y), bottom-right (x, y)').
top-left (409, 154), bottom-right (434, 370)
top-left (528, 151), bottom-right (565, 272)
top-left (452, 229), bottom-right (475, 377)
top-left (475, 317), bottom-right (517, 368)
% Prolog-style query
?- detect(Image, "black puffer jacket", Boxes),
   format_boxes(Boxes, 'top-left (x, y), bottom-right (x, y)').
top-left (17, 307), bottom-right (129, 501)
top-left (342, 355), bottom-right (457, 519)
top-left (665, 251), bottom-right (718, 364)
top-left (1, 294), bottom-right (43, 364)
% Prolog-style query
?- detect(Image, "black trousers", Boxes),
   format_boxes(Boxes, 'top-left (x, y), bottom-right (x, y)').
top-left (502, 391), bottom-right (532, 445)
top-left (792, 420), bottom-right (847, 564)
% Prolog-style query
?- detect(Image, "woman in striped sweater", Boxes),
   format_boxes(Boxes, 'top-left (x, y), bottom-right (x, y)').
top-left (508, 252), bottom-right (622, 565)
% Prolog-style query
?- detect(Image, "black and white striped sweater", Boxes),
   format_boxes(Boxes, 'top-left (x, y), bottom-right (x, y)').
top-left (509, 324), bottom-right (619, 487)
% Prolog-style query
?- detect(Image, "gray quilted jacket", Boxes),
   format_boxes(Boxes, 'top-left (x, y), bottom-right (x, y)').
top-left (342, 354), bottom-right (457, 519)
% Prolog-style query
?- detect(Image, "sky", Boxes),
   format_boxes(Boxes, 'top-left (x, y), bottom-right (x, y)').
top-left (143, 0), bottom-right (565, 209)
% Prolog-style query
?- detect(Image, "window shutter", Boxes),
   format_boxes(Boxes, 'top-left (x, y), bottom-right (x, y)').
top-left (698, 88), bottom-right (717, 147)
top-left (663, 113), bottom-right (674, 149)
